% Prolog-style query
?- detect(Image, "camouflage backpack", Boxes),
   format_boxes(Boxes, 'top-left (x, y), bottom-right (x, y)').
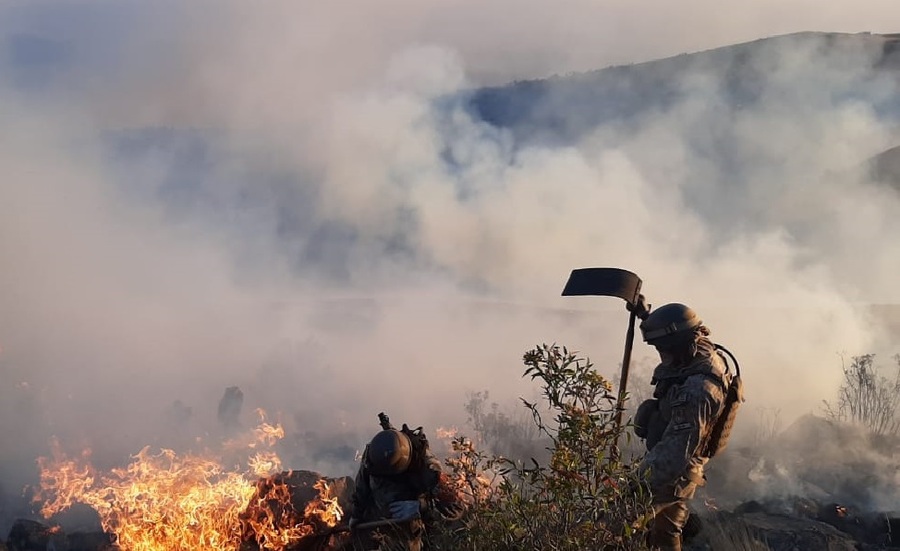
top-left (634, 343), bottom-right (745, 457)
top-left (399, 423), bottom-right (430, 465)
top-left (701, 344), bottom-right (745, 457)
top-left (398, 423), bottom-right (442, 495)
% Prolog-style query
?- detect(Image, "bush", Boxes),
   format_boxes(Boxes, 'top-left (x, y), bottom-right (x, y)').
top-left (751, 408), bottom-right (783, 448)
top-left (824, 353), bottom-right (900, 437)
top-left (433, 344), bottom-right (652, 551)
top-left (463, 390), bottom-right (545, 461)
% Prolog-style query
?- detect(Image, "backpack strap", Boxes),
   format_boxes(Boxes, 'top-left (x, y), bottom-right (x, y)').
top-left (662, 344), bottom-right (736, 397)
top-left (702, 345), bottom-right (745, 457)
top-left (714, 343), bottom-right (741, 378)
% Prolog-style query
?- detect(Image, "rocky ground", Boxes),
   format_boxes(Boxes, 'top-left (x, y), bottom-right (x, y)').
top-left (685, 501), bottom-right (900, 551)
top-left (684, 413), bottom-right (900, 550)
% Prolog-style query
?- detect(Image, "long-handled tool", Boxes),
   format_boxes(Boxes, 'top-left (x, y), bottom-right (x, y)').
top-left (318, 517), bottom-right (417, 551)
top-left (330, 517), bottom-right (407, 534)
top-left (249, 511), bottom-right (414, 550)
top-left (561, 267), bottom-right (649, 456)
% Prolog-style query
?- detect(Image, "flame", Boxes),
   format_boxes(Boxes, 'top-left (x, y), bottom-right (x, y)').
top-left (307, 479), bottom-right (343, 527)
top-left (435, 426), bottom-right (460, 439)
top-left (248, 451), bottom-right (283, 478)
top-left (36, 415), bottom-right (342, 551)
top-left (251, 409), bottom-right (286, 448)
top-left (432, 426), bottom-right (461, 458)
top-left (443, 437), bottom-right (496, 505)
top-left (704, 497), bottom-right (719, 512)
top-left (240, 477), bottom-right (343, 549)
top-left (222, 409), bottom-right (286, 453)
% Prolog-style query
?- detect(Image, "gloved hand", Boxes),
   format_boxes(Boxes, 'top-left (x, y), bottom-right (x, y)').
top-left (348, 517), bottom-right (360, 530)
top-left (626, 294), bottom-right (651, 320)
top-left (388, 500), bottom-right (421, 521)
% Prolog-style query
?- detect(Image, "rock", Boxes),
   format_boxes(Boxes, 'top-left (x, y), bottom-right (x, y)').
top-left (733, 500), bottom-right (766, 515)
top-left (6, 519), bottom-right (68, 551)
top-left (692, 511), bottom-right (860, 551)
top-left (64, 532), bottom-right (117, 551)
top-left (45, 503), bottom-right (102, 535)
top-left (239, 470), bottom-right (354, 551)
top-left (848, 511), bottom-right (900, 547)
top-left (685, 512), bottom-right (769, 551)
top-left (255, 470), bottom-right (354, 513)
top-left (816, 502), bottom-right (872, 542)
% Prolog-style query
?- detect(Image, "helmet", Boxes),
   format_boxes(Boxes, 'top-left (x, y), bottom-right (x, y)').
top-left (639, 303), bottom-right (703, 348)
top-left (366, 429), bottom-right (412, 476)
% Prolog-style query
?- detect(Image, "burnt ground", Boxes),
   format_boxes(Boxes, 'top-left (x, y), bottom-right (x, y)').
top-left (684, 413), bottom-right (900, 550)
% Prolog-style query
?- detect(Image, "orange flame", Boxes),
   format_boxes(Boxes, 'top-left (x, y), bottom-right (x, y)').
top-left (241, 476), bottom-right (343, 549)
top-left (306, 479), bottom-right (343, 527)
top-left (35, 415), bottom-right (342, 551)
top-left (435, 426), bottom-right (459, 439)
top-left (251, 409), bottom-right (286, 448)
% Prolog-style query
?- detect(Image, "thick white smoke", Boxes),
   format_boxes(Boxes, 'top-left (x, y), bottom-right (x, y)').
top-left (0, 1), bottom-right (898, 519)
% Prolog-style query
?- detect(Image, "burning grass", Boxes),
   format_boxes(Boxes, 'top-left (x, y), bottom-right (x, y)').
top-left (33, 410), bottom-right (343, 551)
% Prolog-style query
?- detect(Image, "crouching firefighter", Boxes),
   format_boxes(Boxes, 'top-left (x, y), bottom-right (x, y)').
top-left (347, 413), bottom-right (463, 551)
top-left (630, 302), bottom-right (745, 551)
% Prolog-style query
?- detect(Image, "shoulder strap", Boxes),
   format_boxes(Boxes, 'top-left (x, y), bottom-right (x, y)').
top-left (657, 344), bottom-right (738, 393)
top-left (685, 369), bottom-right (728, 394)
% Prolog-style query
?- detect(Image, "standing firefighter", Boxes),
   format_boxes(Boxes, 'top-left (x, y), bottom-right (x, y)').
top-left (347, 413), bottom-right (462, 551)
top-left (631, 303), bottom-right (744, 551)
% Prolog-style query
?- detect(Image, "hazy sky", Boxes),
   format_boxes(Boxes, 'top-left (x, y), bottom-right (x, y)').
top-left (1, 1), bottom-right (899, 493)
top-left (3, 1), bottom-right (900, 123)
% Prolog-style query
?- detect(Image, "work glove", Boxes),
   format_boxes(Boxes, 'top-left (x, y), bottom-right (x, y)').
top-left (626, 294), bottom-right (651, 320)
top-left (348, 517), bottom-right (360, 530)
top-left (388, 500), bottom-right (421, 521)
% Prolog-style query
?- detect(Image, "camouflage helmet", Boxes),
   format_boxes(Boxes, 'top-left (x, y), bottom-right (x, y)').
top-left (367, 429), bottom-right (412, 476)
top-left (639, 303), bottom-right (703, 348)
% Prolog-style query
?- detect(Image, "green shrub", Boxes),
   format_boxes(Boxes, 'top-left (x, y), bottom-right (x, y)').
top-left (433, 344), bottom-right (652, 551)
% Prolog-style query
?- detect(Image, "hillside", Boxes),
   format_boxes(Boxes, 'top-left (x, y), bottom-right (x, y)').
top-left (467, 31), bottom-right (900, 144)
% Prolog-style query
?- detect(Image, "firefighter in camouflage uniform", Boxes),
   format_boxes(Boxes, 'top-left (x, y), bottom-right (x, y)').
top-left (632, 302), bottom-right (744, 551)
top-left (347, 414), bottom-right (462, 551)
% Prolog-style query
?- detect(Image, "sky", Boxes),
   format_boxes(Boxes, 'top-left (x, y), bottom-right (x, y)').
top-left (0, 0), bottom-right (900, 499)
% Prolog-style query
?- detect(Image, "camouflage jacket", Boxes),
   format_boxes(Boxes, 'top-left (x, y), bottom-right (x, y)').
top-left (639, 338), bottom-right (730, 490)
top-left (350, 442), bottom-right (446, 521)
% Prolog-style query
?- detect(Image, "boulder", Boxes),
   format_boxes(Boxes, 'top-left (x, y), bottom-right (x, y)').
top-left (239, 470), bottom-right (354, 551)
top-left (688, 511), bottom-right (863, 551)
top-left (64, 532), bottom-right (116, 551)
top-left (6, 519), bottom-right (67, 551)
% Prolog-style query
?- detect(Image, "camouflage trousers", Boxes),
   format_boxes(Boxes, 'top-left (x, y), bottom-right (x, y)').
top-left (648, 478), bottom-right (699, 551)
